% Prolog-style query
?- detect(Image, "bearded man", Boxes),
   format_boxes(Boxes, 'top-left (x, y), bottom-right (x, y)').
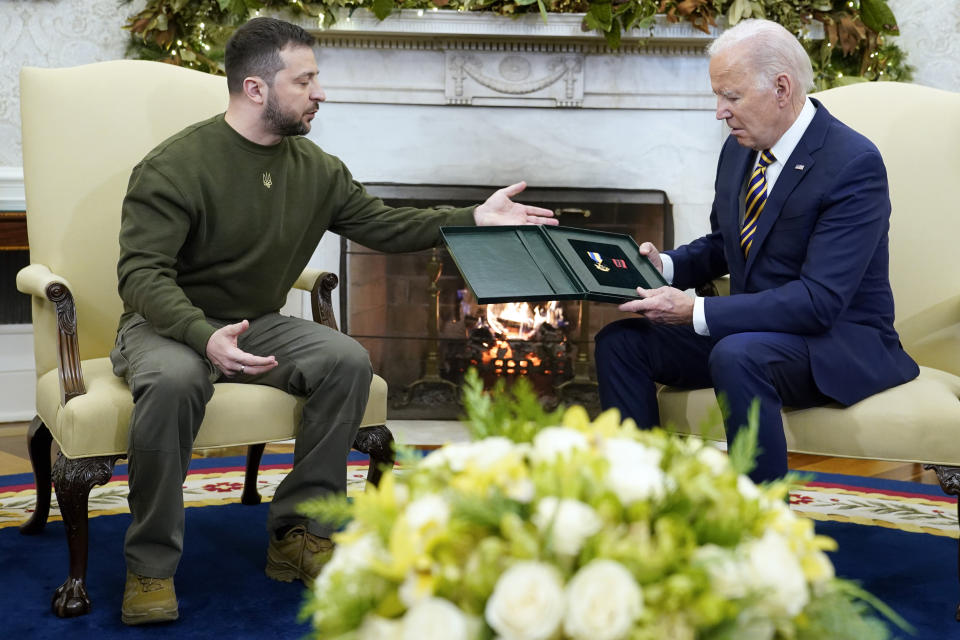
top-left (113, 16), bottom-right (556, 625)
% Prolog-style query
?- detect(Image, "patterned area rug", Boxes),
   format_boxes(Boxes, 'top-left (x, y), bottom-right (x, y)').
top-left (1, 456), bottom-right (958, 638)
top-left (790, 473), bottom-right (958, 539)
top-left (0, 453), bottom-right (373, 530)
top-left (1, 455), bottom-right (957, 536)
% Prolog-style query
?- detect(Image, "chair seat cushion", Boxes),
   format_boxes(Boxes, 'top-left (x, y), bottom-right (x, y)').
top-left (37, 358), bottom-right (387, 458)
top-left (657, 366), bottom-right (960, 465)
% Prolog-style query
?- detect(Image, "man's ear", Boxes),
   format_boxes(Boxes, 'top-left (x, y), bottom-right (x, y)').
top-left (242, 76), bottom-right (267, 105)
top-left (774, 73), bottom-right (792, 106)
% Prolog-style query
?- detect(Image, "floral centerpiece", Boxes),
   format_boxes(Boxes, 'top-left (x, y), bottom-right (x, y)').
top-left (300, 371), bottom-right (905, 639)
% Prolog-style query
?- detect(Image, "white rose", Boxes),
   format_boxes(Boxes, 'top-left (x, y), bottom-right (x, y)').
top-left (603, 438), bottom-right (662, 468)
top-left (692, 544), bottom-right (749, 599)
top-left (744, 530), bottom-right (810, 618)
top-left (563, 560), bottom-right (643, 640)
top-left (530, 427), bottom-right (589, 464)
top-left (402, 597), bottom-right (471, 640)
top-left (422, 442), bottom-right (474, 471)
top-left (485, 561), bottom-right (565, 640)
top-left (358, 614), bottom-right (402, 640)
top-left (737, 474), bottom-right (761, 500)
top-left (405, 494), bottom-right (450, 532)
top-left (602, 438), bottom-right (668, 504)
top-left (423, 438), bottom-right (520, 472)
top-left (532, 497), bottom-right (602, 557)
top-left (506, 478), bottom-right (536, 503)
top-left (466, 436), bottom-right (519, 469)
top-left (314, 533), bottom-right (383, 594)
top-left (696, 445), bottom-right (729, 475)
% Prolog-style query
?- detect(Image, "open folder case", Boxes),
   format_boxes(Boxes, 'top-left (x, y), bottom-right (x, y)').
top-left (440, 225), bottom-right (668, 304)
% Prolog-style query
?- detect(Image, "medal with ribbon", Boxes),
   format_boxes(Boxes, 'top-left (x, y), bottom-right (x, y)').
top-left (586, 251), bottom-right (610, 272)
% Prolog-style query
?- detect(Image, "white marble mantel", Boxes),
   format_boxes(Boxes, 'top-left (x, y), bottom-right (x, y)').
top-left (296, 11), bottom-right (723, 110)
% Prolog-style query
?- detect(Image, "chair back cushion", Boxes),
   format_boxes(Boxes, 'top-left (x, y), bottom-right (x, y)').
top-left (811, 82), bottom-right (960, 373)
top-left (20, 61), bottom-right (228, 377)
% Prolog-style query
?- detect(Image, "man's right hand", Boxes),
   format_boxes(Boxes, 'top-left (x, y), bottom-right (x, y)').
top-left (206, 320), bottom-right (278, 377)
top-left (639, 242), bottom-right (663, 273)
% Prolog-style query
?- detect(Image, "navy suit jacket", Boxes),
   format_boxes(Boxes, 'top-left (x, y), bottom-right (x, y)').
top-left (665, 100), bottom-right (918, 406)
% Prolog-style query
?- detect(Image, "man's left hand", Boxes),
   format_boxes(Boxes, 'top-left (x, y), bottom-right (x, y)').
top-left (618, 286), bottom-right (694, 325)
top-left (474, 182), bottom-right (558, 226)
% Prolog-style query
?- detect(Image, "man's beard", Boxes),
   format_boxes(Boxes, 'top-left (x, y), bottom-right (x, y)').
top-left (263, 93), bottom-right (313, 137)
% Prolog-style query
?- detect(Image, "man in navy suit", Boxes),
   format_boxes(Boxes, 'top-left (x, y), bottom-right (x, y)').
top-left (594, 19), bottom-right (918, 482)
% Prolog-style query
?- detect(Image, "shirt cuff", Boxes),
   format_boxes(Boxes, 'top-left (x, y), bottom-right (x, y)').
top-left (693, 297), bottom-right (710, 336)
top-left (660, 253), bottom-right (674, 284)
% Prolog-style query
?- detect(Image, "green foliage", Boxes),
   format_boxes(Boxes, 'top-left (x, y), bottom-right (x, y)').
top-left (460, 367), bottom-right (564, 443)
top-left (794, 578), bottom-right (916, 640)
top-left (297, 488), bottom-right (353, 528)
top-left (727, 398), bottom-right (760, 476)
top-left (121, 0), bottom-right (911, 88)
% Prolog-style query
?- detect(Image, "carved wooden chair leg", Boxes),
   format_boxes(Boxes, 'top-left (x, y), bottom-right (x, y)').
top-left (924, 464), bottom-right (960, 622)
top-left (353, 425), bottom-right (395, 489)
top-left (50, 452), bottom-right (120, 618)
top-left (20, 416), bottom-right (53, 535)
top-left (242, 443), bottom-right (267, 505)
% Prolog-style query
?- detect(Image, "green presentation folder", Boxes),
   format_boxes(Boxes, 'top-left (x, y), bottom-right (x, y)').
top-left (440, 225), bottom-right (668, 304)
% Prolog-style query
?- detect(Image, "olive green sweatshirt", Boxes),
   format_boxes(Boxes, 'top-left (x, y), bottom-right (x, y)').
top-left (117, 114), bottom-right (476, 355)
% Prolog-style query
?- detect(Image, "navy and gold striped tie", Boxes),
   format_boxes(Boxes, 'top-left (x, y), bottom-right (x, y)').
top-left (740, 149), bottom-right (776, 257)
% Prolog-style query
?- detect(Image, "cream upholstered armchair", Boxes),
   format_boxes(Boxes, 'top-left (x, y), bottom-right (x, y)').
top-left (658, 82), bottom-right (960, 613)
top-left (16, 60), bottom-right (393, 618)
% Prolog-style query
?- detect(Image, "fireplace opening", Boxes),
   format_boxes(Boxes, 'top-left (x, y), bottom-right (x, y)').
top-left (341, 184), bottom-right (672, 418)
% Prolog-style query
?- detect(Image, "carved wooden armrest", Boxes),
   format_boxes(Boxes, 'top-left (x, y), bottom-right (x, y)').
top-left (15, 263), bottom-right (86, 405)
top-left (292, 267), bottom-right (340, 330)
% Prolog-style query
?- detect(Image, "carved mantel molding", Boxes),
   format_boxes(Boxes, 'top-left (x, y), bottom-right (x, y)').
top-left (312, 11), bottom-right (725, 44)
top-left (290, 11), bottom-right (765, 109)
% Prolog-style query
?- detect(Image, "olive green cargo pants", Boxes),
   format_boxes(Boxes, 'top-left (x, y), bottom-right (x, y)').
top-left (110, 312), bottom-right (372, 578)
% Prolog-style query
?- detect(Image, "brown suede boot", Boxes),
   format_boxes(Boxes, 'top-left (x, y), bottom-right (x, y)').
top-left (265, 524), bottom-right (335, 586)
top-left (121, 571), bottom-right (179, 625)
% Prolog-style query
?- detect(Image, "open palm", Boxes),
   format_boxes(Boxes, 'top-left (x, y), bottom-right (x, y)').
top-left (474, 182), bottom-right (558, 226)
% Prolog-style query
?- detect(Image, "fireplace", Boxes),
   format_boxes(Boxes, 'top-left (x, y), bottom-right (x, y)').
top-left (342, 183), bottom-right (672, 418)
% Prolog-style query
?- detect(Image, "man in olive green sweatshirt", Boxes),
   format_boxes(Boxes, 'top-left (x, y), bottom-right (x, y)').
top-left (113, 16), bottom-right (557, 625)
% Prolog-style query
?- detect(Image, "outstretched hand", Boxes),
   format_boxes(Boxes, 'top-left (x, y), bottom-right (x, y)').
top-left (474, 182), bottom-right (559, 227)
top-left (618, 286), bottom-right (694, 325)
top-left (206, 320), bottom-right (278, 377)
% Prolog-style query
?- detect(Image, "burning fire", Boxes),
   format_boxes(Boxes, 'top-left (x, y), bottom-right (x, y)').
top-left (483, 301), bottom-right (564, 341)
top-left (475, 302), bottom-right (565, 375)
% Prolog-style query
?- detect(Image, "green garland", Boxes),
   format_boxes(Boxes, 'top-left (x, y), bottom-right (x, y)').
top-left (123, 0), bottom-right (910, 89)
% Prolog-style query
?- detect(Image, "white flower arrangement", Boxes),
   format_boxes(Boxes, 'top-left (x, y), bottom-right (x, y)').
top-left (300, 371), bottom-right (905, 640)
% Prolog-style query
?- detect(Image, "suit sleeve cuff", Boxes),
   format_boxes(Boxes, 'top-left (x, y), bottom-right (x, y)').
top-left (693, 296), bottom-right (710, 336)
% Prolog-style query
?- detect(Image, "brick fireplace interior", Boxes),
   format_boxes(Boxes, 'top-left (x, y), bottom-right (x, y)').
top-left (342, 183), bottom-right (673, 418)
